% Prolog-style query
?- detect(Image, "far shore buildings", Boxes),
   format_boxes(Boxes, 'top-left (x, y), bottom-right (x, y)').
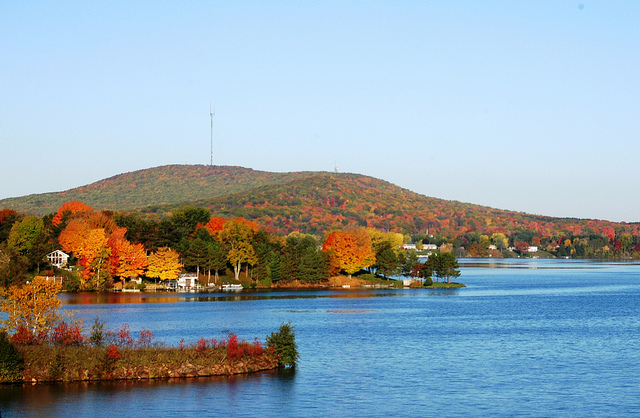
top-left (402, 243), bottom-right (441, 252)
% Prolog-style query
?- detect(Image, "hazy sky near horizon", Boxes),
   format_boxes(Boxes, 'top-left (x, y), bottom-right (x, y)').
top-left (1, 1), bottom-right (639, 222)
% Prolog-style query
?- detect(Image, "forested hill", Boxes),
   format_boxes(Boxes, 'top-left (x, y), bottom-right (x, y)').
top-left (134, 170), bottom-right (638, 239)
top-left (0, 165), bottom-right (319, 216)
top-left (1, 164), bottom-right (637, 239)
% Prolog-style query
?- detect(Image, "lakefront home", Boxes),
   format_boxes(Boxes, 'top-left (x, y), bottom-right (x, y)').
top-left (177, 273), bottom-right (201, 291)
top-left (46, 250), bottom-right (69, 269)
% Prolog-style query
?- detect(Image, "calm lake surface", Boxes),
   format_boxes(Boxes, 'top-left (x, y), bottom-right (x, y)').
top-left (2, 259), bottom-right (640, 417)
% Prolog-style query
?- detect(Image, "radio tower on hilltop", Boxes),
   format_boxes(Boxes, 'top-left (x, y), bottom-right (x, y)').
top-left (210, 102), bottom-right (215, 166)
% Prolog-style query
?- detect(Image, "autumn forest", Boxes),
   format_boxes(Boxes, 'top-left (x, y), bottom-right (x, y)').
top-left (1, 165), bottom-right (640, 290)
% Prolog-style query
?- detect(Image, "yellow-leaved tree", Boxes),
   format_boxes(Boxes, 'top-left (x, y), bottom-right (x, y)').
top-left (147, 247), bottom-right (183, 282)
top-left (219, 220), bottom-right (258, 281)
top-left (0, 276), bottom-right (62, 336)
top-left (366, 228), bottom-right (403, 255)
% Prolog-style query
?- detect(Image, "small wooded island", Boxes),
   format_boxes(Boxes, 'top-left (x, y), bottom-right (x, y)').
top-left (0, 278), bottom-right (298, 385)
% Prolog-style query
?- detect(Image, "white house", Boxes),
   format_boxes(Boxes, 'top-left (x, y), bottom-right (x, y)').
top-left (403, 243), bottom-right (417, 250)
top-left (528, 246), bottom-right (539, 253)
top-left (47, 250), bottom-right (69, 269)
top-left (423, 244), bottom-right (438, 251)
top-left (177, 273), bottom-right (201, 291)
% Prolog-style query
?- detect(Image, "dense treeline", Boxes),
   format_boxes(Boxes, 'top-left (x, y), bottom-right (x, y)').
top-left (0, 202), bottom-right (421, 290)
top-left (1, 195), bottom-right (638, 291)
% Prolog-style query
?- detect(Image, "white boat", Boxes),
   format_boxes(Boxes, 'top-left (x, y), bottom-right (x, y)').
top-left (221, 283), bottom-right (243, 291)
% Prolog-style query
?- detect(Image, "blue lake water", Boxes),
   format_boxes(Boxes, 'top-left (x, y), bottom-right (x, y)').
top-left (2, 259), bottom-right (640, 417)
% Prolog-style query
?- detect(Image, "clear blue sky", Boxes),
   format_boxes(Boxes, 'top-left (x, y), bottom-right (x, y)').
top-left (1, 1), bottom-right (638, 222)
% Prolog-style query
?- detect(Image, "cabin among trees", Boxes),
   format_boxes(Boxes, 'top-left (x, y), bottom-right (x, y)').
top-left (46, 250), bottom-right (69, 269)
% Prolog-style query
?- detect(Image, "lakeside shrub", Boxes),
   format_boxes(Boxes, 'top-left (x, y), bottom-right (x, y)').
top-left (50, 321), bottom-right (84, 346)
top-left (62, 271), bottom-right (82, 292)
top-left (195, 338), bottom-right (209, 352)
top-left (102, 344), bottom-right (121, 373)
top-left (190, 334), bottom-right (264, 359)
top-left (266, 321), bottom-right (299, 368)
top-left (9, 325), bottom-right (48, 345)
top-left (226, 334), bottom-right (240, 359)
top-left (103, 324), bottom-right (135, 347)
top-left (137, 329), bottom-right (154, 347)
top-left (0, 331), bottom-right (24, 383)
top-left (10, 325), bottom-right (35, 345)
top-left (117, 324), bottom-right (134, 346)
top-left (89, 316), bottom-right (104, 347)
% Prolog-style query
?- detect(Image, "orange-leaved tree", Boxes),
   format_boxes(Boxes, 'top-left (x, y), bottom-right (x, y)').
top-left (58, 218), bottom-right (92, 255)
top-left (202, 217), bottom-right (227, 236)
top-left (59, 215), bottom-right (131, 289)
top-left (323, 228), bottom-right (376, 279)
top-left (147, 247), bottom-right (182, 282)
top-left (0, 276), bottom-right (62, 337)
top-left (77, 228), bottom-right (111, 289)
top-left (234, 217), bottom-right (260, 232)
top-left (109, 236), bottom-right (148, 281)
top-left (52, 201), bottom-right (93, 227)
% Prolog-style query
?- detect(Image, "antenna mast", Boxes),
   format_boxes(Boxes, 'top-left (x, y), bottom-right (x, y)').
top-left (210, 102), bottom-right (215, 166)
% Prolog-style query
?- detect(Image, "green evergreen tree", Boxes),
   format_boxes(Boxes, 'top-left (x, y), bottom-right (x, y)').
top-left (434, 252), bottom-right (461, 284)
top-left (252, 241), bottom-right (272, 284)
top-left (266, 322), bottom-right (299, 368)
top-left (207, 240), bottom-right (227, 283)
top-left (170, 206), bottom-right (211, 239)
top-left (374, 242), bottom-right (400, 279)
top-left (401, 249), bottom-right (419, 277)
top-left (183, 238), bottom-right (210, 275)
top-left (268, 251), bottom-right (283, 283)
top-left (299, 250), bottom-right (328, 283)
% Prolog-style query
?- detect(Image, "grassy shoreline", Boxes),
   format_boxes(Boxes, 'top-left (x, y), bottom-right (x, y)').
top-left (1, 322), bottom-right (299, 385)
top-left (423, 282), bottom-right (466, 289)
top-left (16, 344), bottom-right (279, 384)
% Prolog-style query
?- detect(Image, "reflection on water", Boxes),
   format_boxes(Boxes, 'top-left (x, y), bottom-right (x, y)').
top-left (0, 369), bottom-right (295, 416)
top-left (60, 291), bottom-right (324, 305)
top-left (326, 309), bottom-right (374, 313)
top-left (59, 290), bottom-right (444, 305)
